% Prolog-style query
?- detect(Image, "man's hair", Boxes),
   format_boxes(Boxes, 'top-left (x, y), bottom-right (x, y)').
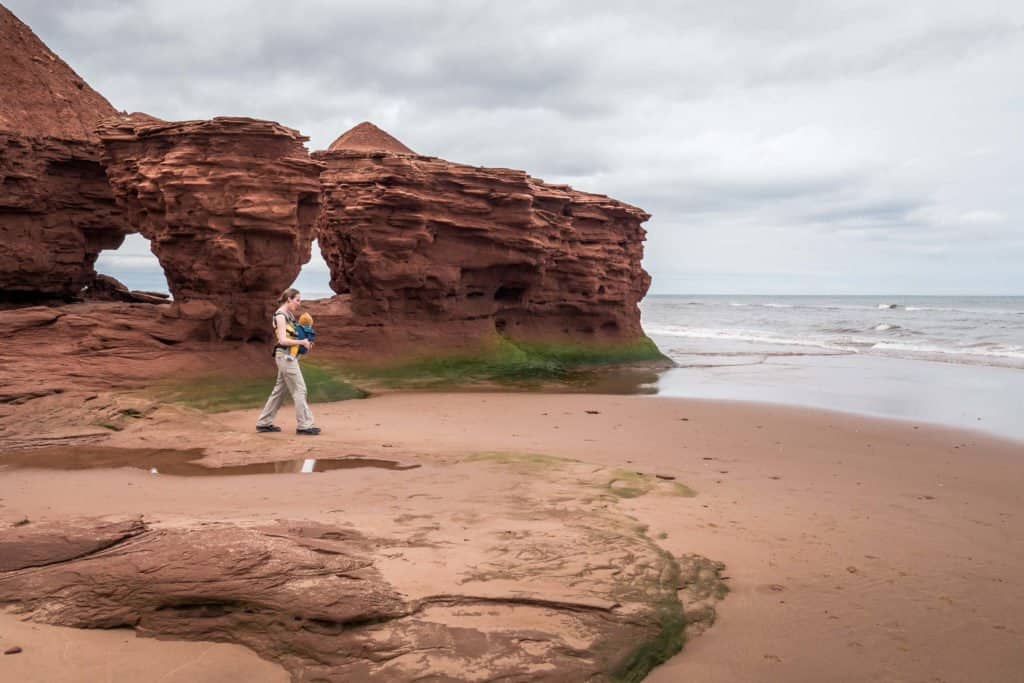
top-left (277, 287), bottom-right (300, 305)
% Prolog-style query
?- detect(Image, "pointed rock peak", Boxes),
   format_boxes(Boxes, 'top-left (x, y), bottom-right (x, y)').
top-left (0, 4), bottom-right (117, 140)
top-left (328, 121), bottom-right (415, 154)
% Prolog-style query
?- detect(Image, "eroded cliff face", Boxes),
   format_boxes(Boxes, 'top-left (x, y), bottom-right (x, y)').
top-left (0, 133), bottom-right (129, 300)
top-left (0, 6), bottom-right (131, 301)
top-left (314, 122), bottom-right (652, 345)
top-left (97, 116), bottom-right (323, 339)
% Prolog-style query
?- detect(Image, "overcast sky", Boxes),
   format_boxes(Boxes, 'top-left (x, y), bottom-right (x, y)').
top-left (10, 0), bottom-right (1023, 295)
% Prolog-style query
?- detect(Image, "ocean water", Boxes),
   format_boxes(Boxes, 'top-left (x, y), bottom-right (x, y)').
top-left (641, 295), bottom-right (1024, 441)
top-left (96, 267), bottom-right (172, 296)
top-left (642, 295), bottom-right (1024, 370)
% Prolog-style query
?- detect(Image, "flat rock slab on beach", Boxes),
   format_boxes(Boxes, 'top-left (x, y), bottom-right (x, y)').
top-left (0, 452), bottom-right (719, 682)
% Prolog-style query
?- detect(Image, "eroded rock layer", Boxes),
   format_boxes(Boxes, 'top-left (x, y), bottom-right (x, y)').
top-left (0, 6), bottom-right (131, 301)
top-left (315, 124), bottom-right (652, 345)
top-left (82, 273), bottom-right (170, 305)
top-left (98, 116), bottom-right (323, 339)
top-left (0, 132), bottom-right (130, 301)
top-left (0, 509), bottom-right (683, 681)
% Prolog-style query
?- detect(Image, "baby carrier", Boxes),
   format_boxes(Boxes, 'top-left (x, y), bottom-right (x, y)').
top-left (290, 313), bottom-right (316, 356)
top-left (271, 310), bottom-right (315, 356)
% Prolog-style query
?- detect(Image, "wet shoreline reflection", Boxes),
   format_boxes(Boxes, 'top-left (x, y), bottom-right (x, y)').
top-left (0, 446), bottom-right (420, 477)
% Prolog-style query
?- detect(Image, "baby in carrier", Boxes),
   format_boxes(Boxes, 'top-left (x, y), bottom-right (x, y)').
top-left (290, 312), bottom-right (316, 356)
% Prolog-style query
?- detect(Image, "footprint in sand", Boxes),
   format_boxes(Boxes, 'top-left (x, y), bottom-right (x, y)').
top-left (756, 584), bottom-right (786, 594)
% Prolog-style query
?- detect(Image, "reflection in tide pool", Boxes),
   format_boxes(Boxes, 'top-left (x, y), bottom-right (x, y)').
top-left (0, 447), bottom-right (421, 477)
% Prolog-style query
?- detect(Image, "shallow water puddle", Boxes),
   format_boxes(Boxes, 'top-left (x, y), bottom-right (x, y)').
top-left (0, 446), bottom-right (419, 477)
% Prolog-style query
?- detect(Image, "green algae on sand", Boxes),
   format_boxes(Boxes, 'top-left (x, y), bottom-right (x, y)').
top-left (459, 450), bottom-right (708, 681)
top-left (350, 335), bottom-right (670, 388)
top-left (463, 451), bottom-right (578, 471)
top-left (152, 361), bottom-right (368, 412)
top-left (603, 469), bottom-right (698, 499)
top-left (150, 335), bottom-right (667, 411)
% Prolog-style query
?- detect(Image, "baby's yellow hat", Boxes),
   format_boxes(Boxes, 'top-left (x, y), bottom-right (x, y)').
top-left (298, 312), bottom-right (314, 326)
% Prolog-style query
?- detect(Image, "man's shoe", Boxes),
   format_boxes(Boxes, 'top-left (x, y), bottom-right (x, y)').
top-left (256, 424), bottom-right (282, 433)
top-left (296, 426), bottom-right (321, 435)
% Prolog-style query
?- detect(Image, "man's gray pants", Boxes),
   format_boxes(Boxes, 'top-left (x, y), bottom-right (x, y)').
top-left (256, 352), bottom-right (315, 430)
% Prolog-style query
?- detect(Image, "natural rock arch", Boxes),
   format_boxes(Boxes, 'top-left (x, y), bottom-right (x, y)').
top-left (97, 115), bottom-right (323, 340)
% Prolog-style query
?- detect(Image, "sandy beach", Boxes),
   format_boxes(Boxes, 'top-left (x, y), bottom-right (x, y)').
top-left (2, 391), bottom-right (1021, 681)
top-left (3, 1), bottom-right (1023, 680)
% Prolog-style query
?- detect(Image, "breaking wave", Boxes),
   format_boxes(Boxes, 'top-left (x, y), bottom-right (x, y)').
top-left (870, 341), bottom-right (1024, 362)
top-left (642, 296), bottom-right (1024, 370)
top-left (643, 324), bottom-right (856, 353)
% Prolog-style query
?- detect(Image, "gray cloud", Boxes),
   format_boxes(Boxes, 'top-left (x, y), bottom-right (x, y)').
top-left (8, 0), bottom-right (1024, 294)
top-left (802, 198), bottom-right (928, 230)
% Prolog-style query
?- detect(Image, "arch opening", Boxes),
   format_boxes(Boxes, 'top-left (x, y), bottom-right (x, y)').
top-left (287, 239), bottom-right (334, 301)
top-left (90, 233), bottom-right (171, 303)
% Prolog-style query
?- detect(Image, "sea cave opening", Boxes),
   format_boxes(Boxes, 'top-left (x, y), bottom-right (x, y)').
top-left (92, 233), bottom-right (171, 298)
top-left (287, 239), bottom-right (335, 301)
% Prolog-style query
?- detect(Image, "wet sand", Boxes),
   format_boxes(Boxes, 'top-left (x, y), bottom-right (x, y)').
top-left (0, 612), bottom-right (287, 682)
top-left (650, 334), bottom-right (1024, 441)
top-left (2, 392), bottom-right (1022, 681)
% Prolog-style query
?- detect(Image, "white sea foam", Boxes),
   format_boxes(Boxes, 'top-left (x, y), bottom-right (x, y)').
top-left (648, 323), bottom-right (1024, 367)
top-left (725, 302), bottom-right (798, 309)
top-left (870, 341), bottom-right (1024, 361)
top-left (642, 296), bottom-right (1024, 370)
top-left (643, 324), bottom-right (856, 353)
top-left (901, 305), bottom-right (1022, 315)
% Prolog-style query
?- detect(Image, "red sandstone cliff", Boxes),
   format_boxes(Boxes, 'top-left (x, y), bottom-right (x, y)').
top-left (1, 0), bottom-right (654, 353)
top-left (0, 5), bottom-right (130, 300)
top-left (97, 116), bottom-right (323, 339)
top-left (0, 5), bottom-right (117, 141)
top-left (314, 122), bottom-right (652, 345)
